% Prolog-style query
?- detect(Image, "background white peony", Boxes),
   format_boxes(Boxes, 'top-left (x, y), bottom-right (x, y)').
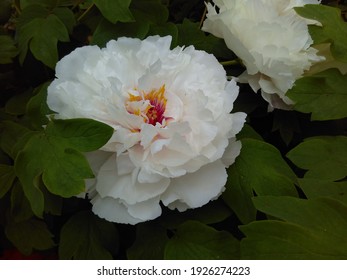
top-left (202, 0), bottom-right (324, 109)
top-left (47, 35), bottom-right (246, 225)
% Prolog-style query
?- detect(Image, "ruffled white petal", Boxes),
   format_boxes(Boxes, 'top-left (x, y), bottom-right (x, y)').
top-left (95, 153), bottom-right (170, 204)
top-left (161, 160), bottom-right (228, 210)
top-left (92, 196), bottom-right (161, 225)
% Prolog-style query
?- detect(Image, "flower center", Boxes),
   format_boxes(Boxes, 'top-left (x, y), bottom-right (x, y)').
top-left (126, 85), bottom-right (168, 126)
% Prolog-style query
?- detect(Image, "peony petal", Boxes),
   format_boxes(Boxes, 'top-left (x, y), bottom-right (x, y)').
top-left (92, 196), bottom-right (143, 225)
top-left (126, 197), bottom-right (162, 221)
top-left (96, 154), bottom-right (170, 204)
top-left (161, 160), bottom-right (227, 210)
top-left (221, 139), bottom-right (242, 167)
top-left (55, 45), bottom-right (102, 81)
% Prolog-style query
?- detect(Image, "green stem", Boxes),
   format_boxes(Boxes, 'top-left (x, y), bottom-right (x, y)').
top-left (13, 0), bottom-right (21, 14)
top-left (220, 59), bottom-right (241, 66)
top-left (77, 3), bottom-right (95, 22)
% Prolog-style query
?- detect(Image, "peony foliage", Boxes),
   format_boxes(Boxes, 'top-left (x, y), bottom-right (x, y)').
top-left (0, 0), bottom-right (347, 260)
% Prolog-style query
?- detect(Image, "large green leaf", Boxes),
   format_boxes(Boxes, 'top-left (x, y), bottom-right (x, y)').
top-left (223, 167), bottom-right (256, 225)
top-left (223, 138), bottom-right (298, 224)
top-left (5, 218), bottom-right (55, 255)
top-left (5, 89), bottom-right (34, 116)
top-left (10, 181), bottom-right (34, 223)
top-left (52, 7), bottom-right (76, 34)
top-left (299, 178), bottom-right (347, 206)
top-left (93, 0), bottom-right (134, 24)
top-left (164, 220), bottom-right (240, 260)
top-left (92, 18), bottom-right (150, 47)
top-left (176, 19), bottom-right (234, 59)
top-left (14, 118), bottom-right (113, 217)
top-left (0, 164), bottom-right (16, 198)
top-left (130, 0), bottom-right (168, 25)
top-left (44, 119), bottom-right (113, 152)
top-left (26, 82), bottom-right (52, 129)
top-left (127, 224), bottom-right (169, 260)
top-left (240, 196), bottom-right (347, 259)
top-left (161, 200), bottom-right (232, 229)
top-left (59, 211), bottom-right (118, 259)
top-left (92, 0), bottom-right (169, 47)
top-left (287, 69), bottom-right (347, 121)
top-left (5, 81), bottom-right (51, 130)
top-left (287, 136), bottom-right (347, 181)
top-left (19, 1), bottom-right (75, 30)
top-left (0, 35), bottom-right (18, 64)
top-left (17, 5), bottom-right (70, 68)
top-left (253, 196), bottom-right (345, 230)
top-left (0, 121), bottom-right (35, 159)
top-left (236, 124), bottom-right (263, 141)
top-left (240, 219), bottom-right (347, 259)
top-left (295, 4), bottom-right (347, 63)
top-left (16, 4), bottom-right (48, 28)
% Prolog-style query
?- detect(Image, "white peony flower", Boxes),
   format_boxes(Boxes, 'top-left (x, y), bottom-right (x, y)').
top-left (202, 0), bottom-right (324, 109)
top-left (47, 36), bottom-right (246, 225)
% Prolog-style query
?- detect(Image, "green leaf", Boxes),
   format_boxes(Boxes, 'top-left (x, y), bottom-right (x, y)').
top-left (14, 118), bottom-right (113, 217)
top-left (45, 118), bottom-right (114, 152)
top-left (240, 219), bottom-right (347, 259)
top-left (295, 5), bottom-right (347, 63)
top-left (93, 0), bottom-right (134, 24)
top-left (92, 17), bottom-right (150, 47)
top-left (236, 124), bottom-right (263, 141)
top-left (164, 220), bottom-right (240, 260)
top-left (0, 164), bottom-right (16, 198)
top-left (17, 4), bottom-right (48, 28)
top-left (253, 196), bottom-right (342, 230)
top-left (52, 7), bottom-right (76, 34)
top-left (0, 121), bottom-right (35, 159)
top-left (10, 181), bottom-right (34, 222)
top-left (26, 82), bottom-right (52, 129)
top-left (287, 69), bottom-right (347, 121)
top-left (17, 5), bottom-right (70, 68)
top-left (59, 211), bottom-right (118, 259)
top-left (5, 218), bottom-right (55, 255)
top-left (130, 0), bottom-right (168, 24)
top-left (161, 200), bottom-right (232, 229)
top-left (287, 136), bottom-right (347, 181)
top-left (299, 178), bottom-right (347, 206)
top-left (223, 139), bottom-right (298, 224)
top-left (223, 166), bottom-right (256, 225)
top-left (42, 186), bottom-right (63, 216)
top-left (127, 224), bottom-right (169, 260)
top-left (176, 20), bottom-right (234, 59)
top-left (240, 196), bottom-right (347, 259)
top-left (0, 35), bottom-right (18, 64)
top-left (5, 89), bottom-right (34, 116)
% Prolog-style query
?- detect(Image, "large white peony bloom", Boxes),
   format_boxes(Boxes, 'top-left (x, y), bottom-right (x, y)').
top-left (202, 0), bottom-right (324, 109)
top-left (47, 36), bottom-right (246, 225)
